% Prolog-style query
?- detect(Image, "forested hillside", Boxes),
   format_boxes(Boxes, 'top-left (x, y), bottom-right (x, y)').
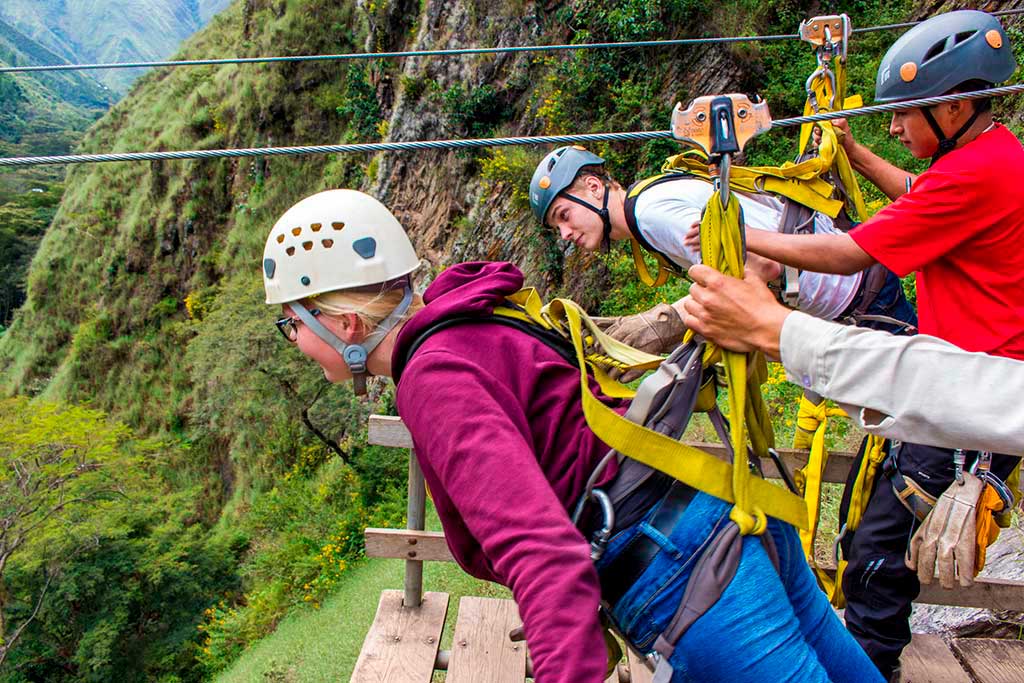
top-left (0, 0), bottom-right (232, 94)
top-left (0, 17), bottom-right (111, 327)
top-left (0, 0), bottom-right (1021, 680)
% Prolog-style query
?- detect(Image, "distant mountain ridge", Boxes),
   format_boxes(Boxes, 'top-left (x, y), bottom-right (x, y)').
top-left (0, 0), bottom-right (232, 94)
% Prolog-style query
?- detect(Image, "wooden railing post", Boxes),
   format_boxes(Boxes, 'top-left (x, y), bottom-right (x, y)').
top-left (404, 449), bottom-right (426, 608)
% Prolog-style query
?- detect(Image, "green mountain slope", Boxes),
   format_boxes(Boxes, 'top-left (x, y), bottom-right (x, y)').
top-left (0, 0), bottom-right (232, 94)
top-left (0, 17), bottom-right (110, 325)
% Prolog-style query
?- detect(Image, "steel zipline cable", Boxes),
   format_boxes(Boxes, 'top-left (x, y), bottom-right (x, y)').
top-left (3, 8), bottom-right (1023, 75)
top-left (2, 84), bottom-right (1023, 168)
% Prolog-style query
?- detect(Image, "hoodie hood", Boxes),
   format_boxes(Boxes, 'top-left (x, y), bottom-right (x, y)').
top-left (392, 261), bottom-right (524, 377)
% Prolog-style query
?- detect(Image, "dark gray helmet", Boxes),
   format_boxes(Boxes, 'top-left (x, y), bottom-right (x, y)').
top-left (875, 10), bottom-right (1016, 104)
top-left (529, 145), bottom-right (606, 224)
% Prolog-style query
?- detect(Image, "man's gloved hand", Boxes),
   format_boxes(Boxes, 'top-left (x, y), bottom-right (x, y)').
top-left (906, 472), bottom-right (986, 589)
top-left (593, 303), bottom-right (686, 356)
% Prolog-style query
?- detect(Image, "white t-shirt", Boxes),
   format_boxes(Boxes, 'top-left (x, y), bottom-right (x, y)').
top-left (633, 177), bottom-right (862, 321)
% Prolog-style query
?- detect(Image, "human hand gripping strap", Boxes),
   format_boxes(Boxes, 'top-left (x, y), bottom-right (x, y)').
top-left (545, 297), bottom-right (808, 531)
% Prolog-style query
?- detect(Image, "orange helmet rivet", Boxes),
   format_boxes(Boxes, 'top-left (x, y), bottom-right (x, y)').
top-left (899, 62), bottom-right (918, 83)
top-left (539, 176), bottom-right (551, 189)
top-left (986, 30), bottom-right (1003, 49)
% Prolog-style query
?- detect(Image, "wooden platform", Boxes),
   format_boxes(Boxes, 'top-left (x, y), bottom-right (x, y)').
top-left (351, 592), bottom-right (1024, 682)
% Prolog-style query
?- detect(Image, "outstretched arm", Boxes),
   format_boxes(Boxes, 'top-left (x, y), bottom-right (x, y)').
top-left (679, 264), bottom-right (1024, 453)
top-left (743, 229), bottom-right (875, 275)
top-left (833, 118), bottom-right (917, 200)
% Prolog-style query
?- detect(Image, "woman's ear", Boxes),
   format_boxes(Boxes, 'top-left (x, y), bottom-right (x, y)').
top-left (339, 312), bottom-right (366, 343)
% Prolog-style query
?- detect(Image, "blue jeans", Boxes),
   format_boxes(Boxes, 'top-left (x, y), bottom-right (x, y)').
top-left (595, 492), bottom-right (883, 682)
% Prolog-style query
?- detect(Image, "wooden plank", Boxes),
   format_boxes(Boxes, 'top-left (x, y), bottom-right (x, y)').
top-left (818, 566), bottom-right (1024, 611)
top-left (917, 577), bottom-right (1024, 611)
top-left (951, 638), bottom-right (1024, 683)
top-left (900, 634), bottom-right (971, 683)
top-left (445, 597), bottom-right (526, 683)
top-left (365, 528), bottom-right (455, 563)
top-left (626, 647), bottom-right (654, 683)
top-left (366, 529), bottom-right (1024, 611)
top-left (369, 415), bottom-right (415, 448)
top-left (350, 590), bottom-right (448, 683)
top-left (368, 415), bottom-right (858, 482)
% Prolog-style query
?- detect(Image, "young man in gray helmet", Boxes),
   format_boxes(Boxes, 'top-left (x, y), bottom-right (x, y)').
top-left (710, 10), bottom-right (1023, 680)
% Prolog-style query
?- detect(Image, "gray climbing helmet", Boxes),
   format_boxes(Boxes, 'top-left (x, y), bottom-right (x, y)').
top-left (875, 10), bottom-right (1016, 104)
top-left (529, 145), bottom-right (606, 225)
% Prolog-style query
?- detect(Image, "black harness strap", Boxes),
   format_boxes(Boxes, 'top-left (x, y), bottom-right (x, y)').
top-left (393, 310), bottom-right (581, 384)
top-left (623, 174), bottom-right (694, 271)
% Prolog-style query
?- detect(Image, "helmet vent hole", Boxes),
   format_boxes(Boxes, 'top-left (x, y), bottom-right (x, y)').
top-left (332, 222), bottom-right (345, 231)
top-left (291, 227), bottom-right (302, 236)
top-left (286, 246), bottom-right (295, 256)
top-left (322, 239), bottom-right (334, 248)
top-left (923, 40), bottom-right (947, 62)
top-left (954, 31), bottom-right (976, 45)
top-left (302, 241), bottom-right (313, 251)
top-left (276, 234), bottom-right (285, 244)
top-left (311, 223), bottom-right (322, 232)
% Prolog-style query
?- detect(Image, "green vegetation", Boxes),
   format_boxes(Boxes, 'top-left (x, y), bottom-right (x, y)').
top-left (0, 0), bottom-right (1017, 680)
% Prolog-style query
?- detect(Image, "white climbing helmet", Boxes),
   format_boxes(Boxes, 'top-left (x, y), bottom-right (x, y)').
top-left (262, 189), bottom-right (419, 305)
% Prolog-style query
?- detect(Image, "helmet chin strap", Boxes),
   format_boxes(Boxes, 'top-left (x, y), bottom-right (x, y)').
top-left (920, 105), bottom-right (983, 165)
top-left (290, 283), bottom-right (414, 395)
top-left (562, 182), bottom-right (613, 252)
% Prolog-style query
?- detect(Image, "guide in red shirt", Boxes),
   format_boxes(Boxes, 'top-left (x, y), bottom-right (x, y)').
top-left (850, 123), bottom-right (1024, 358)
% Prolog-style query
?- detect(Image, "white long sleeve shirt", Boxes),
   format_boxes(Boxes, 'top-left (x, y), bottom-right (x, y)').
top-left (780, 311), bottom-right (1023, 453)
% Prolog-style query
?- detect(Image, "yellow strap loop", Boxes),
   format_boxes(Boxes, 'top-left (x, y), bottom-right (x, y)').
top-left (630, 238), bottom-right (671, 287)
top-left (543, 297), bottom-right (807, 530)
top-left (681, 189), bottom-right (779, 535)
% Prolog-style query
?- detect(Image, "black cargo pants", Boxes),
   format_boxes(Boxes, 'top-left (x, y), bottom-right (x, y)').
top-left (838, 439), bottom-right (1018, 678)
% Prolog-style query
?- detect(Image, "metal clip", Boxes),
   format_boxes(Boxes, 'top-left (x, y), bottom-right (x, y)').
top-left (572, 488), bottom-right (616, 562)
top-left (799, 14), bottom-right (851, 53)
top-left (953, 448), bottom-right (967, 485)
top-left (670, 94), bottom-right (772, 157)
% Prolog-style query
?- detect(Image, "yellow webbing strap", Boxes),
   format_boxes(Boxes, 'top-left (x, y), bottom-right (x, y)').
top-left (496, 287), bottom-right (806, 530)
top-left (825, 434), bottom-right (887, 607)
top-left (630, 238), bottom-right (671, 287)
top-left (625, 173), bottom-right (684, 287)
top-left (790, 394), bottom-right (849, 604)
top-left (549, 297), bottom-right (807, 530)
top-left (680, 190), bottom-right (786, 535)
top-left (662, 153), bottom-right (844, 218)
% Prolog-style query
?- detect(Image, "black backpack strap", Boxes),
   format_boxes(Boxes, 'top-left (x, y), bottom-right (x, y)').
top-left (393, 311), bottom-right (580, 384)
top-left (623, 173), bottom-right (692, 270)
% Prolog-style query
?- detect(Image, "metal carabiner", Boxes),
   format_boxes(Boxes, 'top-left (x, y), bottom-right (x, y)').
top-left (572, 488), bottom-right (616, 562)
top-left (953, 448), bottom-right (967, 485)
top-left (718, 153), bottom-right (732, 209)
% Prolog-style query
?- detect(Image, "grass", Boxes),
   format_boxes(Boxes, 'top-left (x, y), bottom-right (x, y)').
top-left (214, 508), bottom-right (510, 683)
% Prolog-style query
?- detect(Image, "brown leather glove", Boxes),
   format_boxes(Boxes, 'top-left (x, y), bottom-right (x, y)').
top-left (906, 472), bottom-right (985, 589)
top-left (593, 303), bottom-right (686, 355)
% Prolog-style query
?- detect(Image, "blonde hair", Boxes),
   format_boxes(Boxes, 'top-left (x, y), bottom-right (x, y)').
top-left (310, 285), bottom-right (424, 332)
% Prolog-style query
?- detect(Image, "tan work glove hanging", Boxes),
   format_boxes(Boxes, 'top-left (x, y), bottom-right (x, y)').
top-left (906, 472), bottom-right (985, 589)
top-left (593, 303), bottom-right (686, 355)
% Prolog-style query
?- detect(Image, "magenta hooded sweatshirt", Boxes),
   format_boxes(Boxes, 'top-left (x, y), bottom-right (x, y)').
top-left (393, 261), bottom-right (625, 683)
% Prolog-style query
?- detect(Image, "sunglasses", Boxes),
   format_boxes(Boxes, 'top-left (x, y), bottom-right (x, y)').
top-left (275, 308), bottom-right (321, 342)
